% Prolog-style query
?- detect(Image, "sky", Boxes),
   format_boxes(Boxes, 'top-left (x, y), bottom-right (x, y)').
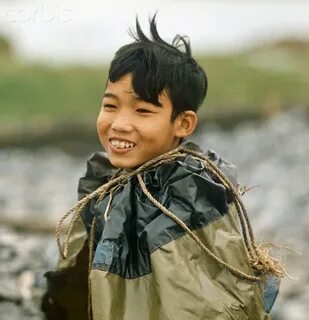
top-left (0, 0), bottom-right (309, 65)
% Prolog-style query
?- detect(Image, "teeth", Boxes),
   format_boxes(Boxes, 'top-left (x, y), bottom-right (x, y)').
top-left (110, 139), bottom-right (135, 149)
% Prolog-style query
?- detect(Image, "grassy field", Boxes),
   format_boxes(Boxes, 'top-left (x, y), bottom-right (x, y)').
top-left (0, 38), bottom-right (309, 125)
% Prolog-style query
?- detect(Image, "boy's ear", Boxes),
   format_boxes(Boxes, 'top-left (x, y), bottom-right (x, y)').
top-left (175, 110), bottom-right (197, 138)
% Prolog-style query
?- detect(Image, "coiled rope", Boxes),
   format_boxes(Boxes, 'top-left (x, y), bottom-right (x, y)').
top-left (55, 145), bottom-right (286, 318)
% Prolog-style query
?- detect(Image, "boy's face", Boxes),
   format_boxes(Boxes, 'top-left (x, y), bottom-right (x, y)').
top-left (97, 73), bottom-right (181, 169)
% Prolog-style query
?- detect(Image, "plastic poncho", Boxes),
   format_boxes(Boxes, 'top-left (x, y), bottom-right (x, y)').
top-left (42, 140), bottom-right (279, 320)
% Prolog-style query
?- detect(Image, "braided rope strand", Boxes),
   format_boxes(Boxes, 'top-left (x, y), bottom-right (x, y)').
top-left (185, 149), bottom-right (257, 258)
top-left (55, 150), bottom-right (185, 258)
top-left (136, 174), bottom-right (259, 282)
top-left (55, 146), bottom-right (286, 281)
top-left (180, 147), bottom-right (286, 277)
top-left (191, 155), bottom-right (254, 259)
top-left (87, 218), bottom-right (96, 320)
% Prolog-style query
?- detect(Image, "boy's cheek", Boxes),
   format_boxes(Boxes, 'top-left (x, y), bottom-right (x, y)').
top-left (96, 115), bottom-right (103, 134)
top-left (97, 116), bottom-right (107, 149)
top-left (96, 115), bottom-right (109, 137)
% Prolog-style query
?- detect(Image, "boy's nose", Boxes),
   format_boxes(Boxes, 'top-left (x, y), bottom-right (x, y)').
top-left (111, 114), bottom-right (134, 133)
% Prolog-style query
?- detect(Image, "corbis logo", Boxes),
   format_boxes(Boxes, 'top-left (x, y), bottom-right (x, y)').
top-left (3, 1), bottom-right (72, 24)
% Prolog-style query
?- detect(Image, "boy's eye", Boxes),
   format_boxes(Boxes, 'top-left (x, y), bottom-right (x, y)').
top-left (103, 104), bottom-right (117, 110)
top-left (136, 108), bottom-right (152, 114)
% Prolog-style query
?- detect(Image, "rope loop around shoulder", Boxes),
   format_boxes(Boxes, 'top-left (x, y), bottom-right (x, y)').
top-left (55, 145), bottom-right (286, 280)
top-left (136, 173), bottom-right (259, 282)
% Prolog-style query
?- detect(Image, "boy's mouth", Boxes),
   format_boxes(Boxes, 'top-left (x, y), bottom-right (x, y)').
top-left (108, 138), bottom-right (136, 153)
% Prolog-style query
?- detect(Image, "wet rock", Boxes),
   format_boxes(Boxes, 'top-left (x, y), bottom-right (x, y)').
top-left (0, 274), bottom-right (22, 303)
top-left (0, 303), bottom-right (24, 320)
top-left (0, 226), bottom-right (56, 319)
top-left (0, 301), bottom-right (43, 320)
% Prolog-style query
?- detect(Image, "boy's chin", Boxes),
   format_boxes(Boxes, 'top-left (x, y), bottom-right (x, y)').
top-left (109, 156), bottom-right (142, 170)
top-left (108, 146), bottom-right (180, 170)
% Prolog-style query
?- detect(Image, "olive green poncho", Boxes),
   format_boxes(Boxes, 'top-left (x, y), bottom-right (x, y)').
top-left (42, 140), bottom-right (280, 320)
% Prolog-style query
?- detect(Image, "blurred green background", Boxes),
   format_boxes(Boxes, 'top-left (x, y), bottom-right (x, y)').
top-left (1, 33), bottom-right (308, 149)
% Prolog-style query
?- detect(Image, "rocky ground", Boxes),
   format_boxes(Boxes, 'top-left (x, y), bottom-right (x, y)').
top-left (196, 108), bottom-right (309, 319)
top-left (0, 228), bottom-right (55, 320)
top-left (0, 108), bottom-right (308, 319)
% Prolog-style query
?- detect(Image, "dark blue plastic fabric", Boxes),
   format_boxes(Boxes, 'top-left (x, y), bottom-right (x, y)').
top-left (263, 276), bottom-right (281, 313)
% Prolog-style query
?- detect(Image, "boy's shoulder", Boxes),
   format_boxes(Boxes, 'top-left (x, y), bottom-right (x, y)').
top-left (181, 139), bottom-right (238, 187)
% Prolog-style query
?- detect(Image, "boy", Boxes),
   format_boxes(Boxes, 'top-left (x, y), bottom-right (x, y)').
top-left (42, 15), bottom-right (282, 320)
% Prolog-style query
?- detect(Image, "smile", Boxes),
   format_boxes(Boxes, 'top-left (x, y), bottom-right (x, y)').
top-left (109, 138), bottom-right (136, 153)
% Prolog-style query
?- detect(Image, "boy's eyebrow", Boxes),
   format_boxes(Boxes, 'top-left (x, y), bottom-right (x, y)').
top-left (103, 92), bottom-right (119, 100)
top-left (103, 91), bottom-right (141, 101)
top-left (130, 91), bottom-right (163, 107)
top-left (103, 91), bottom-right (163, 107)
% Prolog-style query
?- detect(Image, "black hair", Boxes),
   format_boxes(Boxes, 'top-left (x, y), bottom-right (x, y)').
top-left (108, 14), bottom-right (208, 121)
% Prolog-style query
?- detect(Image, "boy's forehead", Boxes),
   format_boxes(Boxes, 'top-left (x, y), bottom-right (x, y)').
top-left (104, 75), bottom-right (167, 106)
top-left (104, 76), bottom-right (139, 99)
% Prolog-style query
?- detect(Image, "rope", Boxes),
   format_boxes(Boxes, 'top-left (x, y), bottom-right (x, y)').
top-left (55, 145), bottom-right (285, 286)
top-left (55, 147), bottom-right (186, 259)
top-left (136, 173), bottom-right (259, 281)
top-left (183, 149), bottom-right (285, 273)
top-left (87, 218), bottom-right (96, 320)
top-left (103, 191), bottom-right (114, 221)
top-left (190, 154), bottom-right (255, 260)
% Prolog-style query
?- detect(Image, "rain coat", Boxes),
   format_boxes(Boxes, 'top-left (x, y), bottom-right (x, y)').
top-left (42, 140), bottom-right (279, 320)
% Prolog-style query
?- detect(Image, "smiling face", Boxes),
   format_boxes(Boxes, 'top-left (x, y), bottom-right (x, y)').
top-left (97, 73), bottom-right (196, 169)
